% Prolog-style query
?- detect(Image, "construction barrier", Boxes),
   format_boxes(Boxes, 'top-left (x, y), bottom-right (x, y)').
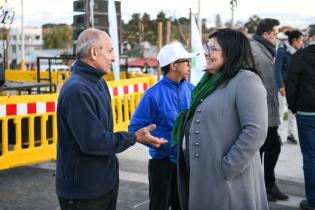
top-left (0, 94), bottom-right (58, 170)
top-left (5, 70), bottom-right (135, 92)
top-left (0, 75), bottom-right (156, 170)
top-left (5, 70), bottom-right (70, 91)
top-left (108, 76), bottom-right (156, 131)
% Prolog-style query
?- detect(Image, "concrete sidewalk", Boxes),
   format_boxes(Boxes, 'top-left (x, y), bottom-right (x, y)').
top-left (276, 119), bottom-right (304, 197)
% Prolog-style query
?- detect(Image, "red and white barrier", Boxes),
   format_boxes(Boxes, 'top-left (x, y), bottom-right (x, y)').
top-left (109, 83), bottom-right (148, 97)
top-left (0, 102), bottom-right (56, 117)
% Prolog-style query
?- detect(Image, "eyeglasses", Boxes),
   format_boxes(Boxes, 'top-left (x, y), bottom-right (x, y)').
top-left (204, 44), bottom-right (222, 55)
top-left (174, 59), bottom-right (190, 66)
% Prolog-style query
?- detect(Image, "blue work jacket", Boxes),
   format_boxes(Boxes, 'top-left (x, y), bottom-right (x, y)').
top-left (129, 76), bottom-right (194, 163)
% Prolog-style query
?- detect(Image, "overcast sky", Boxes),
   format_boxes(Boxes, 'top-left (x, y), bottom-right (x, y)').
top-left (3, 0), bottom-right (315, 29)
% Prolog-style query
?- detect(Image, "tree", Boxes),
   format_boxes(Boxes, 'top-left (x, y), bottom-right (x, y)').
top-left (130, 13), bottom-right (141, 23)
top-left (215, 14), bottom-right (222, 28)
top-left (42, 24), bottom-right (73, 49)
top-left (156, 11), bottom-right (167, 22)
top-left (244, 15), bottom-right (261, 33)
top-left (122, 13), bottom-right (141, 47)
top-left (177, 17), bottom-right (189, 25)
top-left (202, 18), bottom-right (208, 33)
top-left (121, 12), bottom-right (192, 56)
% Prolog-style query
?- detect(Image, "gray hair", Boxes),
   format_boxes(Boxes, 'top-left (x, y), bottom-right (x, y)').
top-left (75, 28), bottom-right (106, 59)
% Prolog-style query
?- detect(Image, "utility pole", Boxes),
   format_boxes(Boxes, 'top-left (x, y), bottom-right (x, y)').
top-left (5, 31), bottom-right (10, 69)
top-left (85, 0), bottom-right (90, 28)
top-left (230, 0), bottom-right (238, 28)
top-left (16, 31), bottom-right (19, 68)
top-left (89, 0), bottom-right (94, 27)
top-left (157, 22), bottom-right (163, 81)
top-left (21, 0), bottom-right (25, 70)
top-left (189, 8), bottom-right (192, 50)
top-left (197, 0), bottom-right (202, 37)
top-left (138, 22), bottom-right (144, 45)
top-left (120, 14), bottom-right (123, 54)
top-left (166, 20), bottom-right (171, 44)
top-left (5, 7), bottom-right (15, 70)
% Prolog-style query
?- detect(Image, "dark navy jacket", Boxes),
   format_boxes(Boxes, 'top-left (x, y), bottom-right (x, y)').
top-left (286, 44), bottom-right (315, 113)
top-left (275, 45), bottom-right (292, 89)
top-left (128, 76), bottom-right (194, 163)
top-left (56, 60), bottom-right (136, 199)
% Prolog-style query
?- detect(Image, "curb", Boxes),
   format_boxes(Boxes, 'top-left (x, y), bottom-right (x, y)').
top-left (277, 176), bottom-right (305, 197)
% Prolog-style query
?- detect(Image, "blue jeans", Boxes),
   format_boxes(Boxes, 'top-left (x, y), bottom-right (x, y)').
top-left (297, 114), bottom-right (315, 207)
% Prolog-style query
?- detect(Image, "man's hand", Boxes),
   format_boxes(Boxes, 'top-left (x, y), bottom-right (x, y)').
top-left (135, 124), bottom-right (167, 148)
top-left (279, 87), bottom-right (286, 97)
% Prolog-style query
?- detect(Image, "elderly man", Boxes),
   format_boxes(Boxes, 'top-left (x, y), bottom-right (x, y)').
top-left (286, 26), bottom-right (315, 210)
top-left (56, 28), bottom-right (166, 210)
top-left (250, 18), bottom-right (289, 202)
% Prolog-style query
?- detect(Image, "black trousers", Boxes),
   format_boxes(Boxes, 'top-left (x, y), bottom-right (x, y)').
top-left (58, 181), bottom-right (119, 210)
top-left (260, 126), bottom-right (281, 188)
top-left (148, 158), bottom-right (181, 210)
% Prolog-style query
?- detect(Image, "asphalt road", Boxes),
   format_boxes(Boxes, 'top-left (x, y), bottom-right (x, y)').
top-left (0, 166), bottom-right (300, 210)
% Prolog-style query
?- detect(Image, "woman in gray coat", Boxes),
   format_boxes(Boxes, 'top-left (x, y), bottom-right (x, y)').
top-left (172, 29), bottom-right (269, 210)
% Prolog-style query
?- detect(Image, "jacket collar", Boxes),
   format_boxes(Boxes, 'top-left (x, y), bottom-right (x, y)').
top-left (161, 75), bottom-right (186, 88)
top-left (253, 40), bottom-right (273, 60)
top-left (284, 41), bottom-right (297, 55)
top-left (73, 59), bottom-right (106, 83)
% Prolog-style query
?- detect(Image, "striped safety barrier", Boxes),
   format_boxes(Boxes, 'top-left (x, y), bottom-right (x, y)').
top-left (0, 102), bottom-right (56, 117)
top-left (109, 83), bottom-right (148, 97)
top-left (0, 75), bottom-right (157, 170)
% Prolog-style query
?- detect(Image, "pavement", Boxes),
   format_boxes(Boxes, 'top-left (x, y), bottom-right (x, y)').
top-left (0, 120), bottom-right (307, 210)
top-left (0, 164), bottom-right (303, 210)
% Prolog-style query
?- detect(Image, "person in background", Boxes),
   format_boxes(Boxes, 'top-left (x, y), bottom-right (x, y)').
top-left (56, 28), bottom-right (166, 210)
top-left (250, 18), bottom-right (289, 201)
top-left (275, 30), bottom-right (304, 144)
top-left (276, 32), bottom-right (288, 48)
top-left (129, 41), bottom-right (196, 210)
top-left (286, 26), bottom-right (315, 210)
top-left (174, 28), bottom-right (268, 210)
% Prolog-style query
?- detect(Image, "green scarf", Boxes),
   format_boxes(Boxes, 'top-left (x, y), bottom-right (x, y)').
top-left (171, 71), bottom-right (223, 146)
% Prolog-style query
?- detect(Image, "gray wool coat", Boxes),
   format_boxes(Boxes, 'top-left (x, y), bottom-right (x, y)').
top-left (250, 40), bottom-right (280, 127)
top-left (177, 70), bottom-right (269, 210)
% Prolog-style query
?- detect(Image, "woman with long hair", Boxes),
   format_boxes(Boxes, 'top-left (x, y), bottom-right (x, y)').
top-left (173, 28), bottom-right (269, 210)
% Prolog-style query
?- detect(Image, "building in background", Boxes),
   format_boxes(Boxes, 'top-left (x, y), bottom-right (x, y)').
top-left (10, 27), bottom-right (43, 55)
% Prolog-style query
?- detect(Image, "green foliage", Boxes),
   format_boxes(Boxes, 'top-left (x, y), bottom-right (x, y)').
top-left (244, 15), bottom-right (261, 33)
top-left (43, 24), bottom-right (73, 49)
top-left (42, 23), bottom-right (68, 29)
top-left (122, 11), bottom-right (191, 55)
